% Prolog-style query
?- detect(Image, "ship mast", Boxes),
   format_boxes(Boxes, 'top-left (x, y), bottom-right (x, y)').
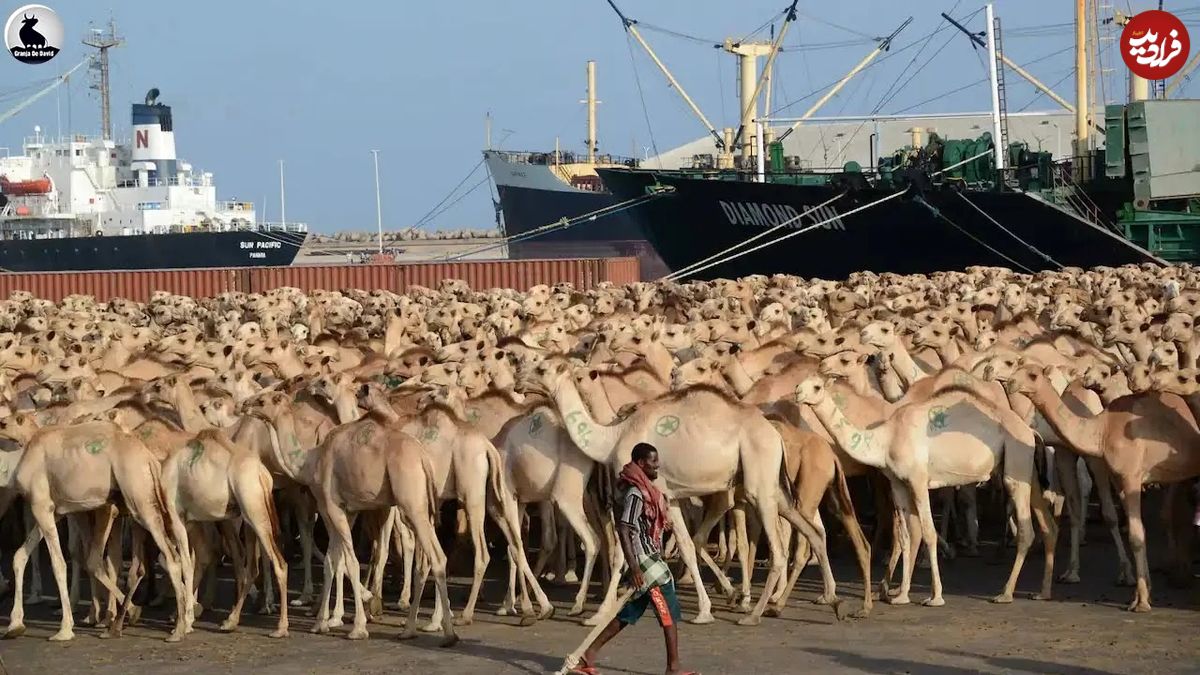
top-left (1075, 0), bottom-right (1089, 175)
top-left (82, 19), bottom-right (124, 141)
top-left (585, 60), bottom-right (598, 164)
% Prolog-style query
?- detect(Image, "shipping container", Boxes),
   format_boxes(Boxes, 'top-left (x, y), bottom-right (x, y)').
top-left (0, 268), bottom-right (240, 303)
top-left (0, 257), bottom-right (640, 302)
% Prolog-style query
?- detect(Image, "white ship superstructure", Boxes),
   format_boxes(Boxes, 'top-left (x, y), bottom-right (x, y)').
top-left (0, 90), bottom-right (263, 240)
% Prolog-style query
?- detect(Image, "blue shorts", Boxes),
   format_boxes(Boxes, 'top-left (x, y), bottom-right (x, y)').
top-left (616, 581), bottom-right (682, 627)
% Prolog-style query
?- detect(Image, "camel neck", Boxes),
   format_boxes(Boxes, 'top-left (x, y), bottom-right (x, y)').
top-left (722, 354), bottom-right (755, 397)
top-left (1025, 378), bottom-right (1104, 457)
top-left (935, 339), bottom-right (963, 366)
top-left (807, 394), bottom-right (889, 468)
top-left (172, 382), bottom-right (209, 433)
top-left (888, 343), bottom-right (925, 387)
top-left (332, 392), bottom-right (361, 424)
top-left (639, 343), bottom-right (675, 384)
top-left (550, 377), bottom-right (620, 464)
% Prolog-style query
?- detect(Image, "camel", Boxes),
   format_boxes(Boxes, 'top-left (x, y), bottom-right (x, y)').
top-left (984, 362), bottom-right (1200, 611)
top-left (794, 376), bottom-right (1058, 607)
top-left (519, 357), bottom-right (844, 626)
top-left (0, 415), bottom-right (192, 642)
top-left (248, 389), bottom-right (459, 645)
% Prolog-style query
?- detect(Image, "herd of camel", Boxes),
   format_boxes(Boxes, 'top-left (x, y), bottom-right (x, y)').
top-left (0, 262), bottom-right (1198, 647)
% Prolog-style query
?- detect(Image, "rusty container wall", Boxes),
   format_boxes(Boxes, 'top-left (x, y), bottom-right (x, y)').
top-left (247, 265), bottom-right (400, 295)
top-left (0, 268), bottom-right (240, 303)
top-left (395, 258), bottom-right (609, 292)
top-left (602, 257), bottom-right (641, 286)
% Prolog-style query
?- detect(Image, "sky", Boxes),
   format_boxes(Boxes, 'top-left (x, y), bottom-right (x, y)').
top-left (2, 1), bottom-right (1198, 234)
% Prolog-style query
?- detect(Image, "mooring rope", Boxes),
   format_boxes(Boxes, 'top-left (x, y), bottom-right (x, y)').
top-left (955, 191), bottom-right (1064, 269)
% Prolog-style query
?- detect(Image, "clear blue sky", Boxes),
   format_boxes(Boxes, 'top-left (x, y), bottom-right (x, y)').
top-left (2, 1), bottom-right (1197, 233)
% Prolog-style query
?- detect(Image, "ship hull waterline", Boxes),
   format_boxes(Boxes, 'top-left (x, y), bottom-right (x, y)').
top-left (0, 230), bottom-right (307, 272)
top-left (596, 168), bottom-right (1163, 281)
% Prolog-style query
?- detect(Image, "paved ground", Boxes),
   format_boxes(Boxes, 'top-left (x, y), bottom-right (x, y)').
top-left (1, 527), bottom-right (1197, 674)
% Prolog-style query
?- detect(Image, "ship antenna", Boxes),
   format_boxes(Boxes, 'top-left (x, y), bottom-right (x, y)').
top-left (82, 17), bottom-right (124, 141)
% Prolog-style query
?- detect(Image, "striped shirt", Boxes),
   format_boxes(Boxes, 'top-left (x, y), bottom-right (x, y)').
top-left (618, 485), bottom-right (673, 592)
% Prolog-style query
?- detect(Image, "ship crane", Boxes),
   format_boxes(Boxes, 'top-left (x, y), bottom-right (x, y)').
top-left (0, 56), bottom-right (93, 127)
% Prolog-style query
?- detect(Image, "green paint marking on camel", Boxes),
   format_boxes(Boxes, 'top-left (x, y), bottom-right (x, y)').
top-left (927, 406), bottom-right (949, 433)
top-left (564, 410), bottom-right (592, 449)
top-left (954, 371), bottom-right (972, 388)
top-left (466, 408), bottom-right (481, 424)
top-left (353, 423), bottom-right (375, 448)
top-left (831, 391), bottom-right (848, 411)
top-left (850, 431), bottom-right (874, 451)
top-left (84, 439), bottom-right (106, 455)
top-left (420, 426), bottom-right (439, 443)
top-left (528, 412), bottom-right (544, 437)
top-left (654, 415), bottom-right (681, 437)
top-left (138, 427), bottom-right (155, 440)
top-left (186, 439), bottom-right (204, 467)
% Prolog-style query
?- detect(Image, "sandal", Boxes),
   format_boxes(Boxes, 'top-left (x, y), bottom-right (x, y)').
top-left (566, 656), bottom-right (601, 675)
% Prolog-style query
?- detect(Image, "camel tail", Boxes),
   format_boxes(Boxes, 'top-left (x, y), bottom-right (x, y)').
top-left (482, 437), bottom-right (511, 505)
top-left (828, 457), bottom-right (859, 522)
top-left (1032, 433), bottom-right (1050, 494)
top-left (777, 432), bottom-right (796, 505)
top-left (258, 465), bottom-right (286, 565)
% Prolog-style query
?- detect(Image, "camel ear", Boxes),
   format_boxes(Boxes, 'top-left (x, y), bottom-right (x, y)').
top-left (729, 343), bottom-right (741, 355)
top-left (746, 320), bottom-right (757, 331)
top-left (494, 350), bottom-right (506, 361)
top-left (47, 330), bottom-right (56, 341)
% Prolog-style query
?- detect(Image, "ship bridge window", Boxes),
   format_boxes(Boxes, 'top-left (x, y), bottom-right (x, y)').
top-left (75, 150), bottom-right (82, 156)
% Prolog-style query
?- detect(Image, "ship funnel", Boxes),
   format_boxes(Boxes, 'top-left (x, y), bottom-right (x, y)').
top-left (131, 92), bottom-right (178, 180)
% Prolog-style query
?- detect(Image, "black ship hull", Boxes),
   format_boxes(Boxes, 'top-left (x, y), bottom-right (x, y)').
top-left (495, 184), bottom-right (669, 280)
top-left (596, 168), bottom-right (1162, 281)
top-left (0, 229), bottom-right (307, 272)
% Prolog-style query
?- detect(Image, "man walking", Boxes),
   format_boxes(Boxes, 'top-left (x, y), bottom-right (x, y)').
top-left (570, 442), bottom-right (697, 675)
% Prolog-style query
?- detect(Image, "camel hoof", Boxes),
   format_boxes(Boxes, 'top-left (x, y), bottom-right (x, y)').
top-left (887, 595), bottom-right (910, 606)
top-left (563, 570), bottom-right (580, 584)
top-left (922, 596), bottom-right (945, 607)
top-left (990, 593), bottom-right (1013, 604)
top-left (127, 605), bottom-right (143, 625)
top-left (495, 605), bottom-right (513, 617)
top-left (1057, 571), bottom-right (1081, 584)
top-left (566, 605), bottom-right (584, 617)
top-left (420, 622), bottom-right (441, 633)
top-left (398, 631), bottom-right (418, 641)
top-left (347, 627), bottom-right (369, 640)
top-left (311, 622), bottom-right (330, 635)
top-left (454, 615), bottom-right (473, 627)
top-left (290, 596), bottom-right (311, 607)
top-left (1031, 592), bottom-right (1051, 601)
top-left (99, 628), bottom-right (120, 639)
top-left (219, 619), bottom-right (239, 632)
top-left (164, 631), bottom-right (183, 643)
top-left (814, 593), bottom-right (838, 606)
top-left (763, 605), bottom-right (783, 618)
top-left (832, 600), bottom-right (854, 621)
top-left (269, 628), bottom-right (289, 639)
top-left (46, 628), bottom-right (74, 642)
top-left (3, 624), bottom-right (26, 639)
top-left (736, 615), bottom-right (761, 627)
top-left (539, 605), bottom-right (555, 621)
top-left (582, 614), bottom-right (601, 627)
top-left (1127, 600), bottom-right (1151, 613)
top-left (440, 634), bottom-right (460, 649)
top-left (518, 614), bottom-right (537, 627)
top-left (688, 612), bottom-right (715, 625)
top-left (851, 604), bottom-right (871, 619)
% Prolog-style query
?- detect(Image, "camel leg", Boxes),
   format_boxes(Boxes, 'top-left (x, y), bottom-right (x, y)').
top-left (1054, 449), bottom-right (1083, 583)
top-left (3, 507), bottom-right (61, 640)
top-left (217, 520), bottom-right (249, 632)
top-left (1087, 458), bottom-right (1133, 586)
top-left (392, 514), bottom-right (415, 611)
top-left (555, 496), bottom-right (600, 617)
top-left (956, 485), bottom-right (979, 556)
top-left (1029, 477), bottom-right (1058, 600)
top-left (910, 482), bottom-right (945, 607)
top-left (123, 526), bottom-right (147, 627)
top-left (311, 538), bottom-right (339, 634)
top-left (131, 504), bottom-right (191, 642)
top-left (78, 507), bottom-right (127, 635)
top-left (20, 506), bottom-right (44, 606)
top-left (686, 493), bottom-right (738, 602)
top-left (1120, 485), bottom-right (1152, 612)
top-left (402, 511), bottom-right (459, 647)
top-left (531, 501), bottom-right (557, 580)
top-left (450, 491), bottom-right (490, 627)
top-left (736, 507), bottom-right (760, 612)
top-left (366, 509), bottom-right (392, 621)
top-left (289, 487), bottom-right (316, 607)
top-left (888, 483), bottom-right (917, 606)
top-left (993, 475), bottom-right (1035, 604)
top-left (492, 488), bottom-right (554, 622)
top-left (583, 511), bottom-right (624, 627)
top-left (332, 508), bottom-right (371, 640)
top-left (244, 489), bottom-right (290, 638)
top-left (666, 503), bottom-right (714, 624)
top-left (774, 495), bottom-right (840, 618)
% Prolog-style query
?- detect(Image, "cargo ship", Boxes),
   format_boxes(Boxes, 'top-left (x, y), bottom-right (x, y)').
top-left (0, 22), bottom-right (306, 272)
top-left (491, 3), bottom-right (1199, 280)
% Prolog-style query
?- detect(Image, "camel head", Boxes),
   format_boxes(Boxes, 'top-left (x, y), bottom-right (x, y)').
top-left (804, 330), bottom-right (853, 358)
top-left (1154, 368), bottom-right (1200, 397)
top-left (479, 347), bottom-right (517, 391)
top-left (859, 321), bottom-right (899, 351)
top-left (418, 385), bottom-right (468, 418)
top-left (818, 351), bottom-right (872, 380)
top-left (793, 376), bottom-right (832, 407)
top-left (991, 363), bottom-right (1053, 397)
top-left (1125, 363), bottom-right (1160, 394)
top-left (1148, 341), bottom-right (1181, 370)
top-left (911, 321), bottom-right (957, 350)
top-left (1159, 312), bottom-right (1196, 344)
top-left (516, 357), bottom-right (573, 397)
top-left (307, 372), bottom-right (355, 407)
top-left (1103, 319), bottom-right (1149, 346)
top-left (0, 412), bottom-right (37, 444)
top-left (973, 328), bottom-right (999, 353)
top-left (199, 396), bottom-right (239, 428)
top-left (670, 357), bottom-right (721, 391)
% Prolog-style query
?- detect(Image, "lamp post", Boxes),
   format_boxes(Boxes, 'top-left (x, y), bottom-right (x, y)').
top-left (371, 149), bottom-right (382, 254)
top-left (278, 159), bottom-right (285, 229)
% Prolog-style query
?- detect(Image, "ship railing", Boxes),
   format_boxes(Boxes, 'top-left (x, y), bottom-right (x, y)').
top-left (1048, 157), bottom-right (1121, 234)
top-left (218, 200), bottom-right (254, 212)
top-left (487, 149), bottom-right (641, 168)
top-left (253, 221), bottom-right (308, 233)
